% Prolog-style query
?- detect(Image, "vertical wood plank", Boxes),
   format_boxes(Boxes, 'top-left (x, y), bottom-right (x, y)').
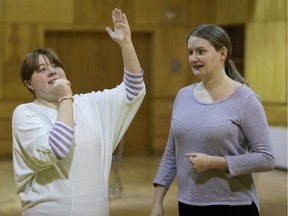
top-left (245, 20), bottom-right (286, 103)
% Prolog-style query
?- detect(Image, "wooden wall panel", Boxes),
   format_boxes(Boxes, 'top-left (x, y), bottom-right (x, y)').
top-left (0, 119), bottom-right (12, 139)
top-left (0, 0), bottom-right (3, 97)
top-left (0, 140), bottom-right (13, 158)
top-left (245, 20), bottom-right (286, 103)
top-left (151, 99), bottom-right (173, 153)
top-left (153, 27), bottom-right (190, 97)
top-left (264, 103), bottom-right (287, 126)
top-left (0, 32), bottom-right (3, 98)
top-left (0, 0), bottom-right (286, 157)
top-left (190, 0), bottom-right (253, 25)
top-left (153, 137), bottom-right (168, 154)
top-left (0, 101), bottom-right (22, 119)
top-left (248, 0), bottom-right (287, 21)
top-left (45, 31), bottom-right (152, 156)
top-left (3, 0), bottom-right (73, 24)
top-left (197, 0), bottom-right (253, 25)
top-left (3, 24), bottom-right (42, 99)
top-left (74, 0), bottom-right (132, 25)
top-left (0, 100), bottom-right (22, 156)
top-left (134, 0), bottom-right (189, 26)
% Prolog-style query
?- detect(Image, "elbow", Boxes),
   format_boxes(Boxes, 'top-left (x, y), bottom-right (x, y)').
top-left (264, 154), bottom-right (276, 171)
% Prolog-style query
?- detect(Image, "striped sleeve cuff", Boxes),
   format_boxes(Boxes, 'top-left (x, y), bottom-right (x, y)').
top-left (124, 68), bottom-right (144, 101)
top-left (48, 121), bottom-right (74, 159)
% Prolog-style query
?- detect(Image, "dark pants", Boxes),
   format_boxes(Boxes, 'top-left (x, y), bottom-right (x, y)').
top-left (178, 201), bottom-right (259, 216)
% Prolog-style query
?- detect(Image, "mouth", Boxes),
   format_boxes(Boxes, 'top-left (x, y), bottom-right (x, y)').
top-left (193, 65), bottom-right (204, 71)
top-left (48, 78), bottom-right (58, 84)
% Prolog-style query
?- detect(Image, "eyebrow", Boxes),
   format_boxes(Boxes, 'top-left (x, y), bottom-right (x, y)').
top-left (36, 63), bottom-right (47, 69)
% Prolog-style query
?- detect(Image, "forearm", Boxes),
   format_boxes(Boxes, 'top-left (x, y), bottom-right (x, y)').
top-left (152, 184), bottom-right (168, 205)
top-left (211, 156), bottom-right (228, 171)
top-left (57, 99), bottom-right (74, 128)
top-left (120, 41), bottom-right (141, 74)
top-left (186, 152), bottom-right (228, 172)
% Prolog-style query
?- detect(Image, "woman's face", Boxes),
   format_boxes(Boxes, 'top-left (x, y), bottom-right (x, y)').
top-left (187, 36), bottom-right (226, 80)
top-left (25, 54), bottom-right (67, 100)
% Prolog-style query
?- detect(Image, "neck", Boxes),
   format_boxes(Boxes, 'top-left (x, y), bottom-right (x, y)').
top-left (34, 98), bottom-right (58, 109)
top-left (201, 70), bottom-right (231, 90)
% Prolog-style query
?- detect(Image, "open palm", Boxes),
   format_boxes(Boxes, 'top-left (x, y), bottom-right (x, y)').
top-left (106, 8), bottom-right (131, 45)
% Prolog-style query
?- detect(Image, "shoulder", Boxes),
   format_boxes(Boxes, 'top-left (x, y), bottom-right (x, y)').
top-left (172, 84), bottom-right (196, 107)
top-left (236, 84), bottom-right (260, 101)
top-left (13, 103), bottom-right (34, 116)
top-left (177, 83), bottom-right (196, 96)
top-left (234, 85), bottom-right (265, 115)
top-left (12, 103), bottom-right (53, 121)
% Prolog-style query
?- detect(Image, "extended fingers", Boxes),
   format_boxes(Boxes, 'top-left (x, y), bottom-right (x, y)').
top-left (112, 8), bottom-right (124, 24)
top-left (185, 152), bottom-right (197, 158)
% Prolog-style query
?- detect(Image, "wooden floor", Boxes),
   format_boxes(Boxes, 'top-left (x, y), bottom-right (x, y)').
top-left (0, 155), bottom-right (287, 216)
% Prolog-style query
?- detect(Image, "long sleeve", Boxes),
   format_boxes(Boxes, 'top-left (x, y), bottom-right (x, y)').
top-left (153, 130), bottom-right (177, 189)
top-left (225, 95), bottom-right (275, 177)
top-left (48, 121), bottom-right (74, 159)
top-left (123, 68), bottom-right (144, 102)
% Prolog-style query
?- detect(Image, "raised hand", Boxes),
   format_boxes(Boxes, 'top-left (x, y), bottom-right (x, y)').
top-left (106, 8), bottom-right (131, 45)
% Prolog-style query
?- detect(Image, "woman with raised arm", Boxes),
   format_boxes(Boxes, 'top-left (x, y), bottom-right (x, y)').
top-left (12, 8), bottom-right (145, 216)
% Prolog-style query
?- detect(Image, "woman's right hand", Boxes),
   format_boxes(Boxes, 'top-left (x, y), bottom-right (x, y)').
top-left (53, 78), bottom-right (73, 100)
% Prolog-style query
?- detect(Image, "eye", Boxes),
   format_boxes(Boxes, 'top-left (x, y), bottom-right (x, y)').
top-left (51, 62), bottom-right (58, 68)
top-left (198, 49), bottom-right (205, 54)
top-left (36, 66), bottom-right (47, 73)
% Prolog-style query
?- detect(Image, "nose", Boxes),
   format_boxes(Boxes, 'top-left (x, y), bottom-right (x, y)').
top-left (190, 52), bottom-right (199, 62)
top-left (47, 66), bottom-right (57, 76)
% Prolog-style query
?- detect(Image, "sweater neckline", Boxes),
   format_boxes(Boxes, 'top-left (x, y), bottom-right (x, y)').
top-left (190, 83), bottom-right (246, 105)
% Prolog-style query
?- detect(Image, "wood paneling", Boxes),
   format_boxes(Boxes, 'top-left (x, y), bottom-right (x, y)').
top-left (248, 0), bottom-right (287, 21)
top-left (134, 0), bottom-right (189, 26)
top-left (2, 24), bottom-right (44, 99)
top-left (245, 20), bottom-right (286, 103)
top-left (74, 0), bottom-right (132, 25)
top-left (0, 100), bottom-right (23, 156)
top-left (264, 103), bottom-right (287, 126)
top-left (197, 0), bottom-right (254, 25)
top-left (3, 0), bottom-right (73, 24)
top-left (0, 0), bottom-right (287, 156)
top-left (153, 27), bottom-right (190, 97)
top-left (0, 0), bottom-right (3, 97)
top-left (46, 31), bottom-right (152, 155)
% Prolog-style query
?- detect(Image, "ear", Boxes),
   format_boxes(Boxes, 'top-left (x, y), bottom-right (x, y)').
top-left (219, 47), bottom-right (227, 61)
top-left (24, 80), bottom-right (34, 91)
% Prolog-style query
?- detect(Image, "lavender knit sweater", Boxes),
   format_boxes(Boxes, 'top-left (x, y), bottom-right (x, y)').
top-left (153, 84), bottom-right (275, 212)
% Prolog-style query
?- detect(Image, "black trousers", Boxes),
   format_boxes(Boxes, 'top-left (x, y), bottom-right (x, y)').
top-left (178, 201), bottom-right (259, 216)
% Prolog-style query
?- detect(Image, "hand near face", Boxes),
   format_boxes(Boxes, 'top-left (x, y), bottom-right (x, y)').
top-left (105, 8), bottom-right (131, 45)
top-left (52, 78), bottom-right (73, 100)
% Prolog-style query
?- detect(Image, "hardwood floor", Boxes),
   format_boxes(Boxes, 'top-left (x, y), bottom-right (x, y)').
top-left (0, 156), bottom-right (287, 216)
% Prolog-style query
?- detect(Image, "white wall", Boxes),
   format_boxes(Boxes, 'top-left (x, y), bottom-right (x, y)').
top-left (270, 126), bottom-right (287, 169)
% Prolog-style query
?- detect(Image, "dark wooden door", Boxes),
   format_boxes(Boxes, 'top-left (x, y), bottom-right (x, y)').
top-left (45, 31), bottom-right (151, 155)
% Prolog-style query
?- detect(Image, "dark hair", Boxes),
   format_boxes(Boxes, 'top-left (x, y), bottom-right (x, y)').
top-left (187, 24), bottom-right (246, 84)
top-left (20, 48), bottom-right (64, 92)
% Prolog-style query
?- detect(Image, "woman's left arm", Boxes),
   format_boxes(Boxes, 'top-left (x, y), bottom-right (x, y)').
top-left (225, 95), bottom-right (275, 177)
top-left (106, 8), bottom-right (141, 74)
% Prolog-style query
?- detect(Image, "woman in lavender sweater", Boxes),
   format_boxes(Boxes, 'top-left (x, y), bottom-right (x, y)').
top-left (151, 24), bottom-right (275, 216)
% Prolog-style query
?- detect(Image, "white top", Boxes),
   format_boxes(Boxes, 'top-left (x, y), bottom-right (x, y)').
top-left (12, 80), bottom-right (145, 216)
